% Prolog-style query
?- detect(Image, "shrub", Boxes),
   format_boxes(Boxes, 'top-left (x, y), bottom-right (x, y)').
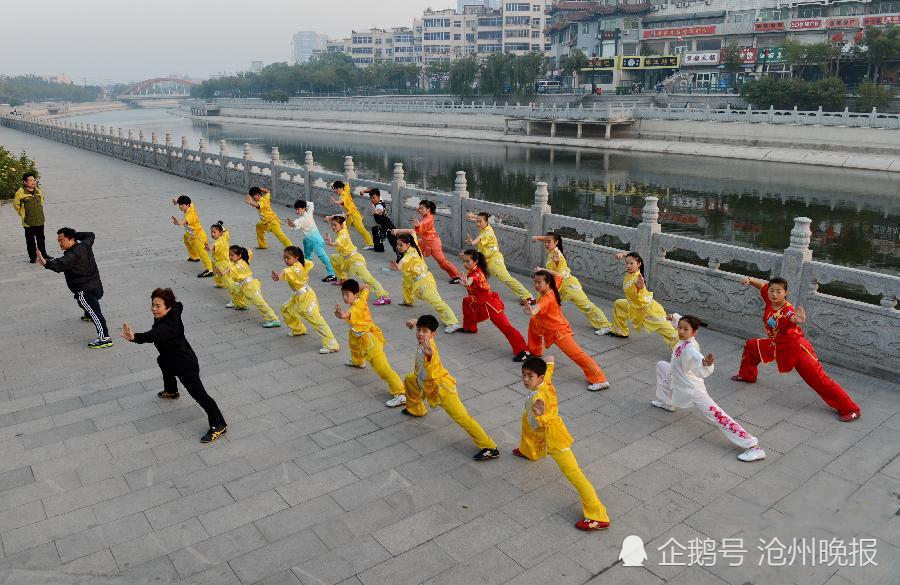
top-left (262, 89), bottom-right (290, 103)
top-left (0, 146), bottom-right (38, 200)
top-left (857, 81), bottom-right (896, 111)
top-left (740, 76), bottom-right (846, 111)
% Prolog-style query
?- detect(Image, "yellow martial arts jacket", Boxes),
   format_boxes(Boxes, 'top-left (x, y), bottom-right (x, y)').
top-left (284, 258), bottom-right (314, 292)
top-left (227, 259), bottom-right (254, 282)
top-left (347, 289), bottom-right (386, 361)
top-left (334, 226), bottom-right (358, 258)
top-left (621, 271), bottom-right (667, 330)
top-left (518, 362), bottom-right (574, 459)
top-left (340, 185), bottom-right (362, 219)
top-left (476, 224), bottom-right (501, 260)
top-left (399, 247), bottom-right (436, 291)
top-left (257, 193), bottom-right (280, 224)
top-left (183, 204), bottom-right (205, 239)
top-left (413, 338), bottom-right (457, 407)
top-left (211, 230), bottom-right (231, 265)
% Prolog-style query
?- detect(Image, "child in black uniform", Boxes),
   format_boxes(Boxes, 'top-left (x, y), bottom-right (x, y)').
top-left (363, 188), bottom-right (401, 262)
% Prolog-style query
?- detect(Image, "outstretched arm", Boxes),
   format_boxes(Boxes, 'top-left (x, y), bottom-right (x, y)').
top-left (740, 276), bottom-right (767, 290)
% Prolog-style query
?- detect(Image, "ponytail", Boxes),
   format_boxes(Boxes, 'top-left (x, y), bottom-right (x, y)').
top-left (546, 231), bottom-right (563, 255)
top-left (284, 246), bottom-right (304, 264)
top-left (229, 245), bottom-right (250, 263)
top-left (534, 270), bottom-right (561, 305)
top-left (331, 215), bottom-right (347, 226)
top-left (625, 251), bottom-right (645, 277)
top-left (211, 220), bottom-right (225, 233)
top-left (397, 233), bottom-right (422, 257)
top-left (462, 249), bottom-right (489, 277)
top-left (419, 200), bottom-right (436, 215)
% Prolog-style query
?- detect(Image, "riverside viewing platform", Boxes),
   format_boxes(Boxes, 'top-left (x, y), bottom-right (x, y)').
top-left (0, 121), bottom-right (897, 585)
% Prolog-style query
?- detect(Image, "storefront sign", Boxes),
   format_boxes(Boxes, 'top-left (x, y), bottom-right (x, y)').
top-left (758, 47), bottom-right (784, 63)
top-left (581, 57), bottom-right (616, 70)
top-left (826, 17), bottom-right (860, 29)
top-left (619, 56), bottom-right (680, 69)
top-left (600, 30), bottom-right (618, 40)
top-left (739, 47), bottom-right (758, 64)
top-left (790, 19), bottom-right (824, 30)
top-left (642, 26), bottom-right (716, 39)
top-left (863, 15), bottom-right (900, 26)
top-left (754, 21), bottom-right (785, 32)
top-left (683, 51), bottom-right (720, 66)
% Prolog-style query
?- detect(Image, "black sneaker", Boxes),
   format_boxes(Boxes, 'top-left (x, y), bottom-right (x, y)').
top-left (512, 351), bottom-right (529, 362)
top-left (473, 448), bottom-right (500, 461)
top-left (187, 258), bottom-right (201, 262)
top-left (157, 390), bottom-right (180, 399)
top-left (322, 275), bottom-right (337, 283)
top-left (197, 269), bottom-right (214, 278)
top-left (201, 425), bottom-right (227, 443)
top-left (80, 315), bottom-right (92, 322)
top-left (88, 337), bottom-right (113, 349)
top-left (449, 277), bottom-right (461, 285)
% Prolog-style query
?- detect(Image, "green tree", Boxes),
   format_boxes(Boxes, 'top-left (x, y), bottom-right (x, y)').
top-left (1, 146), bottom-right (38, 200)
top-left (740, 76), bottom-right (846, 111)
top-left (479, 53), bottom-right (510, 97)
top-left (0, 75), bottom-right (101, 105)
top-left (857, 80), bottom-right (896, 111)
top-left (721, 43), bottom-right (743, 88)
top-left (424, 61), bottom-right (451, 91)
top-left (559, 49), bottom-right (589, 88)
top-left (853, 26), bottom-right (900, 83)
top-left (782, 40), bottom-right (838, 79)
top-left (449, 56), bottom-right (479, 97)
top-left (509, 52), bottom-right (544, 97)
top-left (262, 89), bottom-right (289, 102)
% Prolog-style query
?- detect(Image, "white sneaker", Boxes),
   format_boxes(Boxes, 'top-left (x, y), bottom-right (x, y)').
top-left (385, 394), bottom-right (407, 408)
top-left (444, 323), bottom-right (462, 334)
top-left (587, 381), bottom-right (610, 391)
top-left (287, 331), bottom-right (306, 337)
top-left (363, 246), bottom-right (375, 250)
top-left (319, 346), bottom-right (339, 354)
top-left (225, 301), bottom-right (235, 308)
top-left (345, 360), bottom-right (365, 368)
top-left (594, 327), bottom-right (611, 336)
top-left (651, 399), bottom-right (676, 412)
top-left (380, 266), bottom-right (393, 273)
top-left (737, 446), bottom-right (766, 462)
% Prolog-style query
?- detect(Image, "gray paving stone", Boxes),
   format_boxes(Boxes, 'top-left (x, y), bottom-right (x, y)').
top-left (425, 547), bottom-right (524, 585)
top-left (0, 467), bottom-right (34, 494)
top-left (91, 481), bottom-right (181, 524)
top-left (172, 457), bottom-right (256, 496)
top-left (276, 464), bottom-right (360, 507)
top-left (497, 514), bottom-right (584, 569)
top-left (291, 535), bottom-right (392, 585)
top-left (1, 507), bottom-right (96, 555)
top-left (0, 471), bottom-right (82, 514)
top-left (254, 494), bottom-right (345, 543)
top-left (55, 513), bottom-right (152, 564)
top-left (433, 509), bottom-right (523, 562)
top-left (504, 551), bottom-right (591, 585)
top-left (197, 489), bottom-right (288, 537)
top-left (229, 529), bottom-right (327, 584)
top-left (144, 485), bottom-right (235, 530)
top-left (42, 476), bottom-right (130, 518)
top-left (59, 548), bottom-right (120, 576)
top-left (0, 501), bottom-right (45, 533)
top-left (357, 541), bottom-right (457, 585)
top-left (372, 504), bottom-right (462, 556)
top-left (168, 523), bottom-right (267, 578)
top-left (311, 498), bottom-right (405, 550)
top-left (110, 517), bottom-right (209, 571)
top-left (224, 461), bottom-right (307, 501)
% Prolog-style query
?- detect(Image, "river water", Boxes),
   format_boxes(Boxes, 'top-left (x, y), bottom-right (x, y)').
top-left (68, 108), bottom-right (899, 276)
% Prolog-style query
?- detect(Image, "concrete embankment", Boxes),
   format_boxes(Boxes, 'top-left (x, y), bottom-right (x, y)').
top-left (179, 108), bottom-right (900, 173)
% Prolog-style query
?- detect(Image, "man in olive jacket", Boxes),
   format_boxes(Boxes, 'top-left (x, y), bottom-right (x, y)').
top-left (12, 172), bottom-right (50, 263)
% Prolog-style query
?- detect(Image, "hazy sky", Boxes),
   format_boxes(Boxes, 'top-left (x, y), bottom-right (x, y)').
top-left (1, 0), bottom-right (451, 85)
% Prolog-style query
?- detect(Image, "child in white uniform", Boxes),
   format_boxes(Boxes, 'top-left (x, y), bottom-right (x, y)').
top-left (653, 314), bottom-right (766, 462)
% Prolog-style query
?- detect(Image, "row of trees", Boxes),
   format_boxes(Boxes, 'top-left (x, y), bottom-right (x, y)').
top-left (0, 76), bottom-right (102, 106)
top-left (442, 52), bottom-right (545, 98)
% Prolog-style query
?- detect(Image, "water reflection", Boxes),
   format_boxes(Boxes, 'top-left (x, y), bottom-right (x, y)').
top-left (67, 108), bottom-right (899, 274)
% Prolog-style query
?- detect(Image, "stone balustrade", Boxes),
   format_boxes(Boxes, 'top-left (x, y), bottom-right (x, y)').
top-left (3, 113), bottom-right (898, 379)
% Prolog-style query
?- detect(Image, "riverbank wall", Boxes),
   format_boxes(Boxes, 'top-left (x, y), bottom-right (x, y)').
top-left (3, 113), bottom-right (898, 380)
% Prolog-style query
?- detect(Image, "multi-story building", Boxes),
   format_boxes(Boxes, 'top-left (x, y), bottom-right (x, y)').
top-left (291, 31), bottom-right (328, 64)
top-left (414, 9), bottom-right (456, 65)
top-left (458, 0), bottom-right (502, 12)
top-left (502, 1), bottom-right (553, 56)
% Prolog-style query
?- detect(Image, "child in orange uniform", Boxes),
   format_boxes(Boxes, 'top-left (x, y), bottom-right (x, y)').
top-left (732, 277), bottom-right (860, 422)
top-left (333, 279), bottom-right (406, 407)
top-left (514, 356), bottom-right (610, 532)
top-left (393, 200), bottom-right (461, 283)
top-left (402, 314), bottom-right (499, 461)
top-left (524, 271), bottom-right (609, 391)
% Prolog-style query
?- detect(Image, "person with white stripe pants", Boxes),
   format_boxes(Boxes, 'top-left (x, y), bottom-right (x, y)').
top-left (37, 227), bottom-right (112, 349)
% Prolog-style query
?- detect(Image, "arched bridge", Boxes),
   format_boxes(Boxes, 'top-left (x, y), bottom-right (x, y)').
top-left (118, 78), bottom-right (197, 100)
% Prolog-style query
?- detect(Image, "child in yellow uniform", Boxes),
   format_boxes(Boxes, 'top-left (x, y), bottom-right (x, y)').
top-left (171, 195), bottom-right (213, 278)
top-left (246, 186), bottom-right (293, 249)
top-left (330, 180), bottom-right (374, 248)
top-left (465, 211), bottom-right (531, 301)
top-left (402, 314), bottom-right (500, 461)
top-left (532, 232), bottom-right (612, 335)
top-left (390, 234), bottom-right (461, 334)
top-left (325, 215), bottom-right (391, 306)
top-left (514, 356), bottom-right (611, 532)
top-left (272, 246), bottom-right (339, 354)
top-left (215, 245), bottom-right (281, 328)
top-left (206, 221), bottom-right (231, 289)
top-left (609, 251), bottom-right (678, 348)
top-left (333, 279), bottom-right (405, 407)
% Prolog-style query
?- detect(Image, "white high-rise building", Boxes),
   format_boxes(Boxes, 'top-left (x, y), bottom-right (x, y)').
top-left (458, 0), bottom-right (500, 12)
top-left (292, 31), bottom-right (328, 64)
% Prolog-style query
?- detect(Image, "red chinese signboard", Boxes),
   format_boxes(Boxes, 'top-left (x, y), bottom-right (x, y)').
top-left (754, 21), bottom-right (785, 32)
top-left (826, 17), bottom-right (860, 29)
top-left (790, 19), bottom-right (823, 30)
top-left (642, 26), bottom-right (716, 39)
top-left (738, 47), bottom-right (757, 64)
top-left (863, 15), bottom-right (900, 26)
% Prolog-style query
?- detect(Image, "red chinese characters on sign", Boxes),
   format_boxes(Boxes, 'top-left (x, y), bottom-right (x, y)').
top-left (826, 17), bottom-right (860, 29)
top-left (863, 15), bottom-right (900, 26)
top-left (790, 19), bottom-right (823, 30)
top-left (739, 47), bottom-right (757, 64)
top-left (754, 21), bottom-right (785, 32)
top-left (642, 26), bottom-right (716, 39)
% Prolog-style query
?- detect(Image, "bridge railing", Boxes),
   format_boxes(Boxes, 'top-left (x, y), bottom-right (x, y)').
top-left (634, 104), bottom-right (900, 129)
top-left (3, 113), bottom-right (898, 380)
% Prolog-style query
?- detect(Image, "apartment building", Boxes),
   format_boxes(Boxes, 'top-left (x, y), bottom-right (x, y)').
top-left (502, 1), bottom-right (553, 55)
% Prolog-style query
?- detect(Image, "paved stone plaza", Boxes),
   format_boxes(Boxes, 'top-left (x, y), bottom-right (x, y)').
top-left (0, 126), bottom-right (897, 585)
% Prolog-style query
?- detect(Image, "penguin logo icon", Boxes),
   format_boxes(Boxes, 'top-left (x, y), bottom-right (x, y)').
top-left (619, 535), bottom-right (648, 567)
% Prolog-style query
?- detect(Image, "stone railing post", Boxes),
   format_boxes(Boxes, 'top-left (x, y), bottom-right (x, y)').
top-left (198, 138), bottom-right (208, 181)
top-left (451, 170), bottom-right (469, 250)
top-left (151, 131), bottom-right (158, 151)
top-left (180, 136), bottom-right (188, 170)
top-left (270, 146), bottom-right (281, 201)
top-left (390, 162), bottom-right (406, 228)
top-left (219, 140), bottom-right (228, 159)
top-left (242, 143), bottom-right (252, 192)
top-left (128, 129), bottom-right (136, 148)
top-left (530, 182), bottom-right (552, 269)
top-left (343, 155), bottom-right (357, 181)
top-left (304, 150), bottom-right (314, 200)
top-left (782, 217), bottom-right (813, 304)
top-left (635, 196), bottom-right (661, 286)
top-left (139, 130), bottom-right (145, 148)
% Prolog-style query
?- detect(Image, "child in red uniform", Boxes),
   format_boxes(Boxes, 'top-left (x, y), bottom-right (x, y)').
top-left (458, 249), bottom-right (529, 362)
top-left (732, 277), bottom-right (860, 422)
top-left (393, 200), bottom-right (461, 284)
top-left (523, 270), bottom-right (609, 392)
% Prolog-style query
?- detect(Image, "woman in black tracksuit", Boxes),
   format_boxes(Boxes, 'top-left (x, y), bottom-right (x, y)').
top-left (122, 288), bottom-right (227, 443)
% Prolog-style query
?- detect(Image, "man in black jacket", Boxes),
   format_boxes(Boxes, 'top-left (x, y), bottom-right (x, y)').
top-left (37, 227), bottom-right (112, 349)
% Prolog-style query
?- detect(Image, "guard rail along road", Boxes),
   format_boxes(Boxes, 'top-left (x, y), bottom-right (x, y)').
top-left (3, 113), bottom-right (898, 380)
top-left (191, 98), bottom-right (900, 129)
